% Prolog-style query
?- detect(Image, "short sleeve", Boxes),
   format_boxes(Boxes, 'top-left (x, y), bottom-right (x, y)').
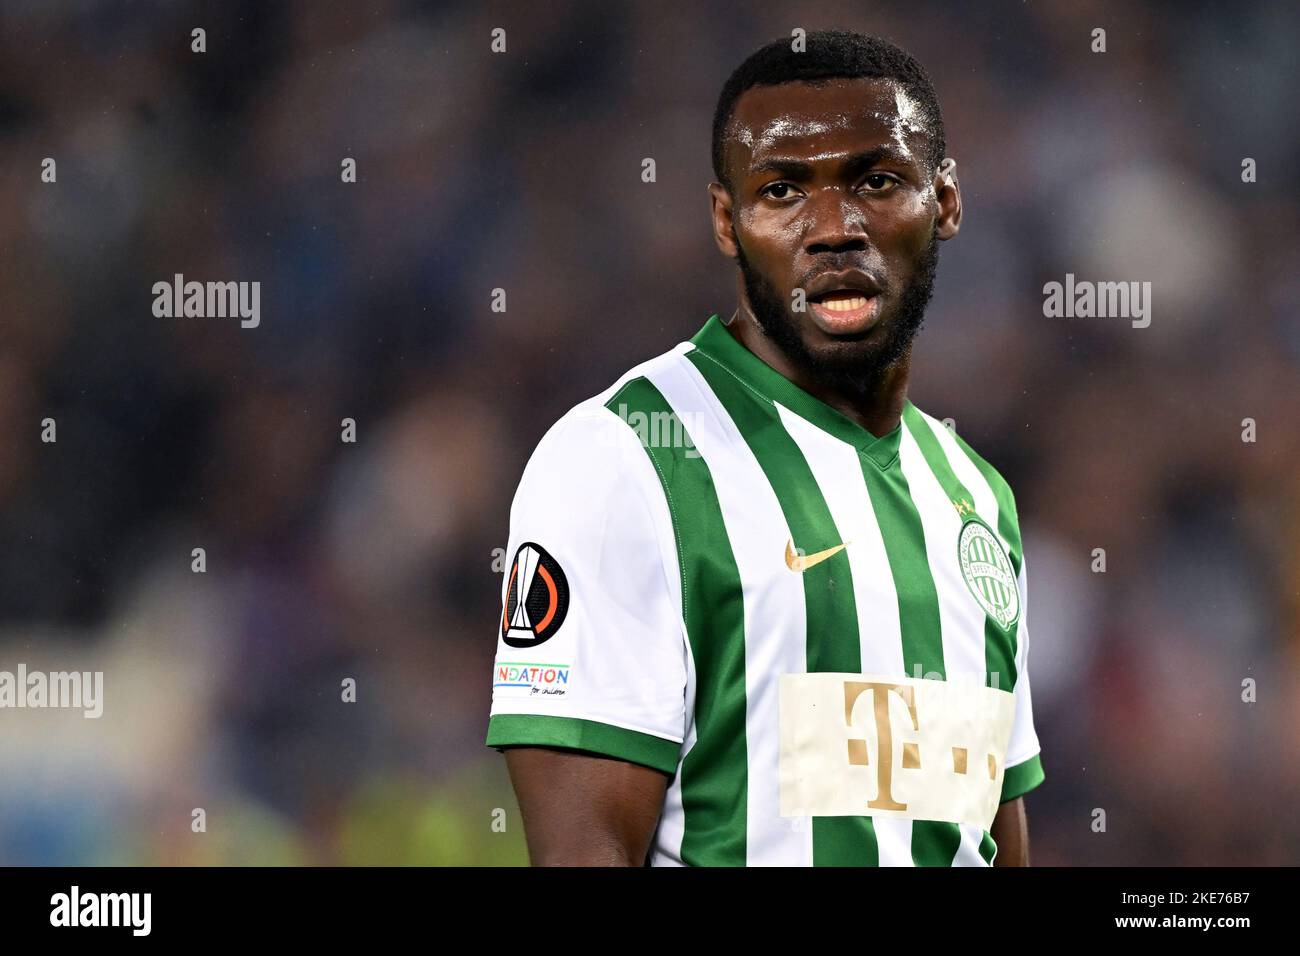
top-left (1000, 554), bottom-right (1045, 802)
top-left (486, 407), bottom-right (688, 775)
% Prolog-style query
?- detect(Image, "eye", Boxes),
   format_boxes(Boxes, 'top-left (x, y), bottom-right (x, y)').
top-left (860, 173), bottom-right (898, 192)
top-left (759, 181), bottom-right (801, 201)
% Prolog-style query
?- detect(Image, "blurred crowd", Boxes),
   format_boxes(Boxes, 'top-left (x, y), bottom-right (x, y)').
top-left (0, 0), bottom-right (1296, 864)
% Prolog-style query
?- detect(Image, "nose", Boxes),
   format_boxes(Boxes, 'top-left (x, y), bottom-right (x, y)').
top-left (803, 191), bottom-right (869, 254)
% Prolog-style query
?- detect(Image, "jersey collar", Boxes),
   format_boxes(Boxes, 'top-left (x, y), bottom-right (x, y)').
top-left (690, 313), bottom-right (903, 470)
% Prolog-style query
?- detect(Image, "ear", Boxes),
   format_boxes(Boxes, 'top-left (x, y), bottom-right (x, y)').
top-left (708, 182), bottom-right (739, 259)
top-left (933, 158), bottom-right (962, 241)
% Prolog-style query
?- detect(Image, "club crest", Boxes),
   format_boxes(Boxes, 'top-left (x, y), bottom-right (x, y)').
top-left (956, 518), bottom-right (1019, 630)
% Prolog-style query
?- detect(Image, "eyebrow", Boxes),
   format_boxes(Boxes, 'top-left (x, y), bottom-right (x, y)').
top-left (747, 146), bottom-right (913, 180)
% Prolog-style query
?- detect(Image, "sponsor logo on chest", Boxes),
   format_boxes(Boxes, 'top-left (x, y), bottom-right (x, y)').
top-left (778, 671), bottom-right (1016, 830)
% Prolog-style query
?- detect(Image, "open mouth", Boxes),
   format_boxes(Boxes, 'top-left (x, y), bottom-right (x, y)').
top-left (807, 289), bottom-right (881, 333)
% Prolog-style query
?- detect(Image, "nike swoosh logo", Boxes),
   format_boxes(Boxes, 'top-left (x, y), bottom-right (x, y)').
top-left (785, 538), bottom-right (850, 573)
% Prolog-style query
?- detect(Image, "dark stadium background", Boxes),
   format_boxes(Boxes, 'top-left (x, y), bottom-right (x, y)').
top-left (0, 0), bottom-right (1296, 865)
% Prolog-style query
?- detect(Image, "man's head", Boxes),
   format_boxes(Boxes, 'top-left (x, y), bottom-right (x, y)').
top-left (709, 31), bottom-right (961, 397)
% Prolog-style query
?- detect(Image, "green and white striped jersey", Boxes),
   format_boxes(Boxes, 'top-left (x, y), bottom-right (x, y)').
top-left (488, 313), bottom-right (1045, 866)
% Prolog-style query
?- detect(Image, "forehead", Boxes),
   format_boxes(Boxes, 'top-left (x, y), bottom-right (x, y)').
top-left (727, 76), bottom-right (931, 171)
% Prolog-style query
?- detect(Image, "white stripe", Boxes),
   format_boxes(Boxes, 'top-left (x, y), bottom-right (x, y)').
top-left (775, 402), bottom-right (915, 865)
top-left (924, 410), bottom-right (1026, 686)
top-left (650, 714), bottom-right (695, 866)
top-left (921, 411), bottom-right (1002, 543)
top-left (952, 823), bottom-right (989, 866)
top-left (1004, 558), bottom-right (1041, 767)
top-left (568, 341), bottom-right (696, 866)
top-left (909, 416), bottom-right (1008, 863)
top-left (898, 426), bottom-right (988, 689)
top-left (647, 350), bottom-right (811, 866)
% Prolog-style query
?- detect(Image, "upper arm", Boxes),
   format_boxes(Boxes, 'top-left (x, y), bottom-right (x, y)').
top-left (991, 796), bottom-right (1029, 866)
top-left (503, 747), bottom-right (669, 865)
top-left (486, 409), bottom-right (688, 862)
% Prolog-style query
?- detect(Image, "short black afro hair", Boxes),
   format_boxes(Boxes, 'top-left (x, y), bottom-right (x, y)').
top-left (711, 30), bottom-right (946, 191)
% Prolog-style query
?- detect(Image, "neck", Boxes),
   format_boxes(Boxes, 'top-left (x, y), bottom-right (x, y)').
top-left (724, 306), bottom-right (910, 438)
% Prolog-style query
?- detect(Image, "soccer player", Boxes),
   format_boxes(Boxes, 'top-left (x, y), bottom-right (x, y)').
top-left (486, 30), bottom-right (1044, 866)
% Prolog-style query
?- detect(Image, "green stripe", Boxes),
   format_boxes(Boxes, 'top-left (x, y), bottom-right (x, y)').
top-left (902, 406), bottom-right (1023, 867)
top-left (690, 315), bottom-right (902, 468)
top-left (1001, 753), bottom-right (1045, 801)
top-left (486, 714), bottom-right (680, 775)
top-left (861, 457), bottom-right (946, 680)
top-left (949, 427), bottom-right (1023, 573)
top-left (902, 404), bottom-right (1019, 693)
top-left (948, 425), bottom-right (1027, 691)
top-left (605, 376), bottom-right (748, 866)
top-left (688, 348), bottom-right (878, 867)
top-left (858, 452), bottom-right (960, 866)
top-left (978, 829), bottom-right (998, 864)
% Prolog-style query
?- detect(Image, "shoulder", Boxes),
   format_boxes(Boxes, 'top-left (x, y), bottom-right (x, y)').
top-left (908, 402), bottom-right (1020, 517)
top-left (502, 346), bottom-right (687, 614)
top-left (513, 342), bottom-right (692, 503)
